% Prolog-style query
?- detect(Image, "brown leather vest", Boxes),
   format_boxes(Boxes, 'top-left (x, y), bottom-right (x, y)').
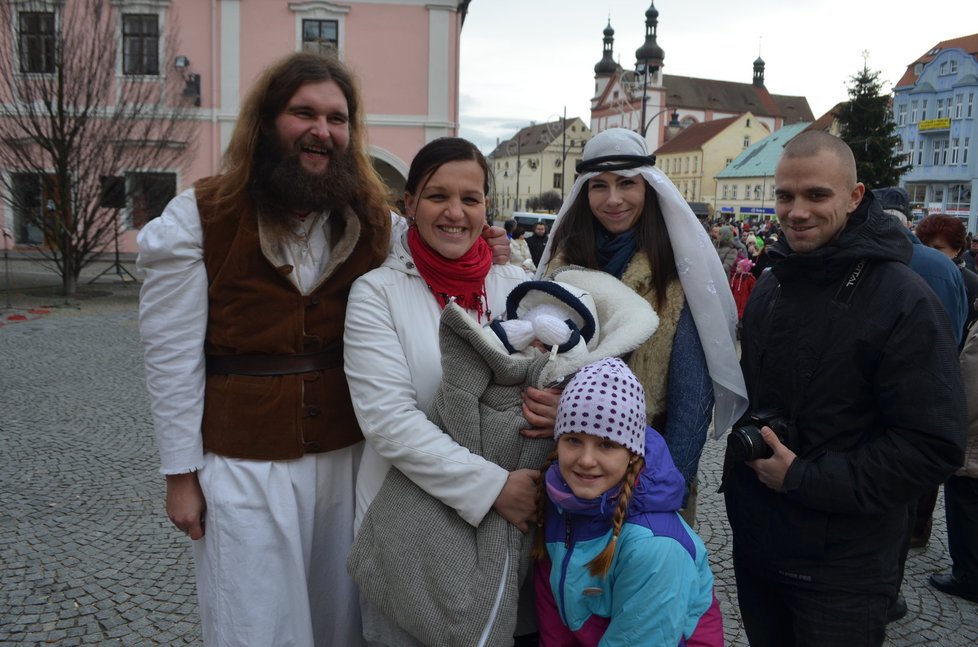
top-left (196, 178), bottom-right (389, 460)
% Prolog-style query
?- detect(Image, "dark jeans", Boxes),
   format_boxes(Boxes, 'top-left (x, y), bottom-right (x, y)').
top-left (945, 475), bottom-right (978, 582)
top-left (734, 562), bottom-right (889, 647)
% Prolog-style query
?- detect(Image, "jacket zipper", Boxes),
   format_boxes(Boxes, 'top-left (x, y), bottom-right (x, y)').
top-left (558, 515), bottom-right (574, 625)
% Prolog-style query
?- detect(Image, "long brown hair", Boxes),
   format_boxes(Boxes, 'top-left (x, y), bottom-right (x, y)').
top-left (198, 52), bottom-right (390, 249)
top-left (548, 181), bottom-right (677, 308)
top-left (532, 449), bottom-right (647, 579)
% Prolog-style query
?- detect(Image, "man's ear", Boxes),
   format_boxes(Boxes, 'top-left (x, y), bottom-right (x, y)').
top-left (848, 182), bottom-right (866, 214)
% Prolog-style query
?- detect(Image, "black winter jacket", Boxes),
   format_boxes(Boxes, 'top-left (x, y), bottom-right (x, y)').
top-left (724, 192), bottom-right (966, 594)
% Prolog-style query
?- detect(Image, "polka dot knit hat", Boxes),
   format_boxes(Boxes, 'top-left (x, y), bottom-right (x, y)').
top-left (554, 357), bottom-right (646, 455)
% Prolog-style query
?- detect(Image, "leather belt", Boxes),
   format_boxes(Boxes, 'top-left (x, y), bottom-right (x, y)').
top-left (206, 348), bottom-right (341, 376)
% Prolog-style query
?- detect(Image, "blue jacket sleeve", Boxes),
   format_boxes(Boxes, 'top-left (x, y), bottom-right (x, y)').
top-left (664, 303), bottom-right (714, 492)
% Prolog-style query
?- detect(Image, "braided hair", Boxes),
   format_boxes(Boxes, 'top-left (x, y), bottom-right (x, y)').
top-left (586, 455), bottom-right (645, 578)
top-left (532, 449), bottom-right (647, 579)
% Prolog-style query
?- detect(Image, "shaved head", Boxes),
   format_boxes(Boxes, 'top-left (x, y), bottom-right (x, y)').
top-left (781, 131), bottom-right (858, 189)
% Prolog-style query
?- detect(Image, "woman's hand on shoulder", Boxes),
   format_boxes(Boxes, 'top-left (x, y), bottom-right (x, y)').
top-left (492, 468), bottom-right (540, 533)
top-left (521, 386), bottom-right (561, 439)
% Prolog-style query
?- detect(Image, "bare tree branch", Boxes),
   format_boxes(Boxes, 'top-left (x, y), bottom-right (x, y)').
top-left (0, 0), bottom-right (197, 300)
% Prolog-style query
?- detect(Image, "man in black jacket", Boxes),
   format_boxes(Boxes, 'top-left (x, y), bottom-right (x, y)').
top-left (723, 131), bottom-right (966, 647)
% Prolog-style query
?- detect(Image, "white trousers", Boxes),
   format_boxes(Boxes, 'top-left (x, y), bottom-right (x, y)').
top-left (192, 444), bottom-right (364, 647)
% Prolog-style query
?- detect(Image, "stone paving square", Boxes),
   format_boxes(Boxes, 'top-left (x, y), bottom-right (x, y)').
top-left (1, 281), bottom-right (976, 645)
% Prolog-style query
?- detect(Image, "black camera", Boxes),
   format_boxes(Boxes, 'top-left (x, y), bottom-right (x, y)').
top-left (727, 411), bottom-right (791, 462)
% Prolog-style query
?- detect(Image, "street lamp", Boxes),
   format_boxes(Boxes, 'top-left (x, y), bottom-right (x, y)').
top-left (505, 137), bottom-right (523, 213)
top-left (642, 107), bottom-right (681, 139)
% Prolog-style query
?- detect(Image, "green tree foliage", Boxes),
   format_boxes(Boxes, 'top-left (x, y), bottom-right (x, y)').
top-left (836, 63), bottom-right (909, 189)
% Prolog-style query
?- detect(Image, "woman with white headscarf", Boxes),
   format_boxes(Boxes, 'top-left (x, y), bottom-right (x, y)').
top-left (536, 128), bottom-right (747, 524)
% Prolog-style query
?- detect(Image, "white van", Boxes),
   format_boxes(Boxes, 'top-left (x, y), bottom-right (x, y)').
top-left (511, 212), bottom-right (557, 233)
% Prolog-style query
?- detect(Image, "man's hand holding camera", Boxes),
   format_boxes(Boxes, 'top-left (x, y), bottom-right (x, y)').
top-left (747, 426), bottom-right (797, 491)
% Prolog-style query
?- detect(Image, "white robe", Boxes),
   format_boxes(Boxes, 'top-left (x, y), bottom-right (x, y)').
top-left (137, 189), bottom-right (365, 647)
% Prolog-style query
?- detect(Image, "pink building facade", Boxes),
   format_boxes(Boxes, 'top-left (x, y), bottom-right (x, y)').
top-left (0, 0), bottom-right (468, 254)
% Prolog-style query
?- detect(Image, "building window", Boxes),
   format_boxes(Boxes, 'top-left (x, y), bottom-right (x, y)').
top-left (553, 173), bottom-right (562, 189)
top-left (937, 98), bottom-right (946, 119)
top-left (921, 99), bottom-right (928, 121)
top-left (906, 141), bottom-right (915, 166)
top-left (743, 135), bottom-right (751, 148)
top-left (127, 172), bottom-right (176, 228)
top-left (940, 61), bottom-right (949, 75)
top-left (954, 94), bottom-right (964, 119)
top-left (964, 138), bottom-right (970, 165)
top-left (951, 60), bottom-right (959, 74)
top-left (753, 185), bottom-right (762, 200)
top-left (122, 14), bottom-right (159, 75)
top-left (302, 19), bottom-right (338, 56)
top-left (948, 184), bottom-right (971, 211)
top-left (770, 184), bottom-right (776, 200)
top-left (907, 184), bottom-right (926, 212)
top-left (933, 185), bottom-right (945, 204)
top-left (910, 101), bottom-right (918, 123)
top-left (9, 173), bottom-right (56, 244)
top-left (916, 143), bottom-right (924, 167)
top-left (745, 183), bottom-right (751, 199)
top-left (732, 185), bottom-right (738, 200)
top-left (18, 11), bottom-right (56, 74)
top-left (933, 139), bottom-right (949, 166)
top-left (968, 93), bottom-right (974, 118)
top-left (896, 103), bottom-right (907, 126)
top-left (951, 138), bottom-right (959, 165)
top-left (722, 185), bottom-right (728, 199)
top-left (693, 157), bottom-right (698, 174)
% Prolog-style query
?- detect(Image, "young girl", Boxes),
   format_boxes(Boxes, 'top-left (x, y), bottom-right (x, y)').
top-left (534, 357), bottom-right (723, 646)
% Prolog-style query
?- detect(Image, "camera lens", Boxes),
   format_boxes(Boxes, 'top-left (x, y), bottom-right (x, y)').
top-left (727, 425), bottom-right (773, 462)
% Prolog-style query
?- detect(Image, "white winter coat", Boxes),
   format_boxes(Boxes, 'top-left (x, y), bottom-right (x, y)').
top-left (344, 230), bottom-right (526, 531)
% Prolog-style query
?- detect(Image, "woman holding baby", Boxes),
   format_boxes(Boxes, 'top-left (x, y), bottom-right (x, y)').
top-left (343, 137), bottom-right (555, 646)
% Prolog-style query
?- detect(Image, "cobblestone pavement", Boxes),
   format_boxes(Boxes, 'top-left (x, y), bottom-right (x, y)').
top-left (1, 279), bottom-right (976, 645)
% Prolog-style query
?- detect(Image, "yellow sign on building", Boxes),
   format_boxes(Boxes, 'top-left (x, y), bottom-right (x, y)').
top-left (919, 118), bottom-right (952, 131)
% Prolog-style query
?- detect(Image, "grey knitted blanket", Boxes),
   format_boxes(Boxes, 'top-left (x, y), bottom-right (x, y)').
top-left (347, 302), bottom-right (557, 647)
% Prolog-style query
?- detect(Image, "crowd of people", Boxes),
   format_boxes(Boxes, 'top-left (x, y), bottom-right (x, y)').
top-left (136, 52), bottom-right (974, 647)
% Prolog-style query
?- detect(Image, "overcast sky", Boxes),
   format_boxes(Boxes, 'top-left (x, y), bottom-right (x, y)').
top-left (458, 0), bottom-right (974, 152)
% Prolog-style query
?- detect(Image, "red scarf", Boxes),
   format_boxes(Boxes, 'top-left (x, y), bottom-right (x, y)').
top-left (407, 226), bottom-right (492, 321)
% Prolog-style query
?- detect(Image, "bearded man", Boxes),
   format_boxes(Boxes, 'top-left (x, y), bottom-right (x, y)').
top-left (137, 53), bottom-right (507, 646)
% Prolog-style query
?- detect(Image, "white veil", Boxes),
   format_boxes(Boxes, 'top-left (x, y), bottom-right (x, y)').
top-left (535, 128), bottom-right (748, 437)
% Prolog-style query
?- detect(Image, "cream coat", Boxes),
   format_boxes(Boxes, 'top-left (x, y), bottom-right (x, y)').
top-left (344, 230), bottom-right (526, 531)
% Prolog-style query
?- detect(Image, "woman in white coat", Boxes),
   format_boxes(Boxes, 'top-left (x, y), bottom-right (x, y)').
top-left (344, 137), bottom-right (556, 646)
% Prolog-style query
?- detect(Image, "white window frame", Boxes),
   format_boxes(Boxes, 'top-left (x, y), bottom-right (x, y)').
top-left (111, 1), bottom-right (169, 79)
top-left (910, 101), bottom-right (918, 123)
top-left (951, 138), bottom-right (959, 165)
top-left (11, 0), bottom-right (62, 77)
top-left (289, 2), bottom-right (349, 57)
top-left (896, 103), bottom-right (907, 126)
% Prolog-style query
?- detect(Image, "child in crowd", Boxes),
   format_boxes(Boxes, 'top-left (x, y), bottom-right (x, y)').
top-left (533, 357), bottom-right (723, 647)
top-left (730, 257), bottom-right (756, 337)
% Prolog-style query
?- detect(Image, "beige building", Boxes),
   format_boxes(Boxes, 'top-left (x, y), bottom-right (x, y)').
top-left (488, 117), bottom-right (591, 218)
top-left (654, 112), bottom-right (768, 204)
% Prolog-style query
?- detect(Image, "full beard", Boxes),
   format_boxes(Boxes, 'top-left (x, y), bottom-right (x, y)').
top-left (253, 138), bottom-right (359, 239)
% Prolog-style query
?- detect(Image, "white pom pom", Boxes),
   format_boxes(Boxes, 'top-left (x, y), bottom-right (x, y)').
top-left (496, 319), bottom-right (536, 350)
top-left (533, 313), bottom-right (573, 347)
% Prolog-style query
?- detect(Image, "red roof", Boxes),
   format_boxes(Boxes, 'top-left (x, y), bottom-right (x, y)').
top-left (654, 115), bottom-right (740, 154)
top-left (895, 33), bottom-right (978, 88)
